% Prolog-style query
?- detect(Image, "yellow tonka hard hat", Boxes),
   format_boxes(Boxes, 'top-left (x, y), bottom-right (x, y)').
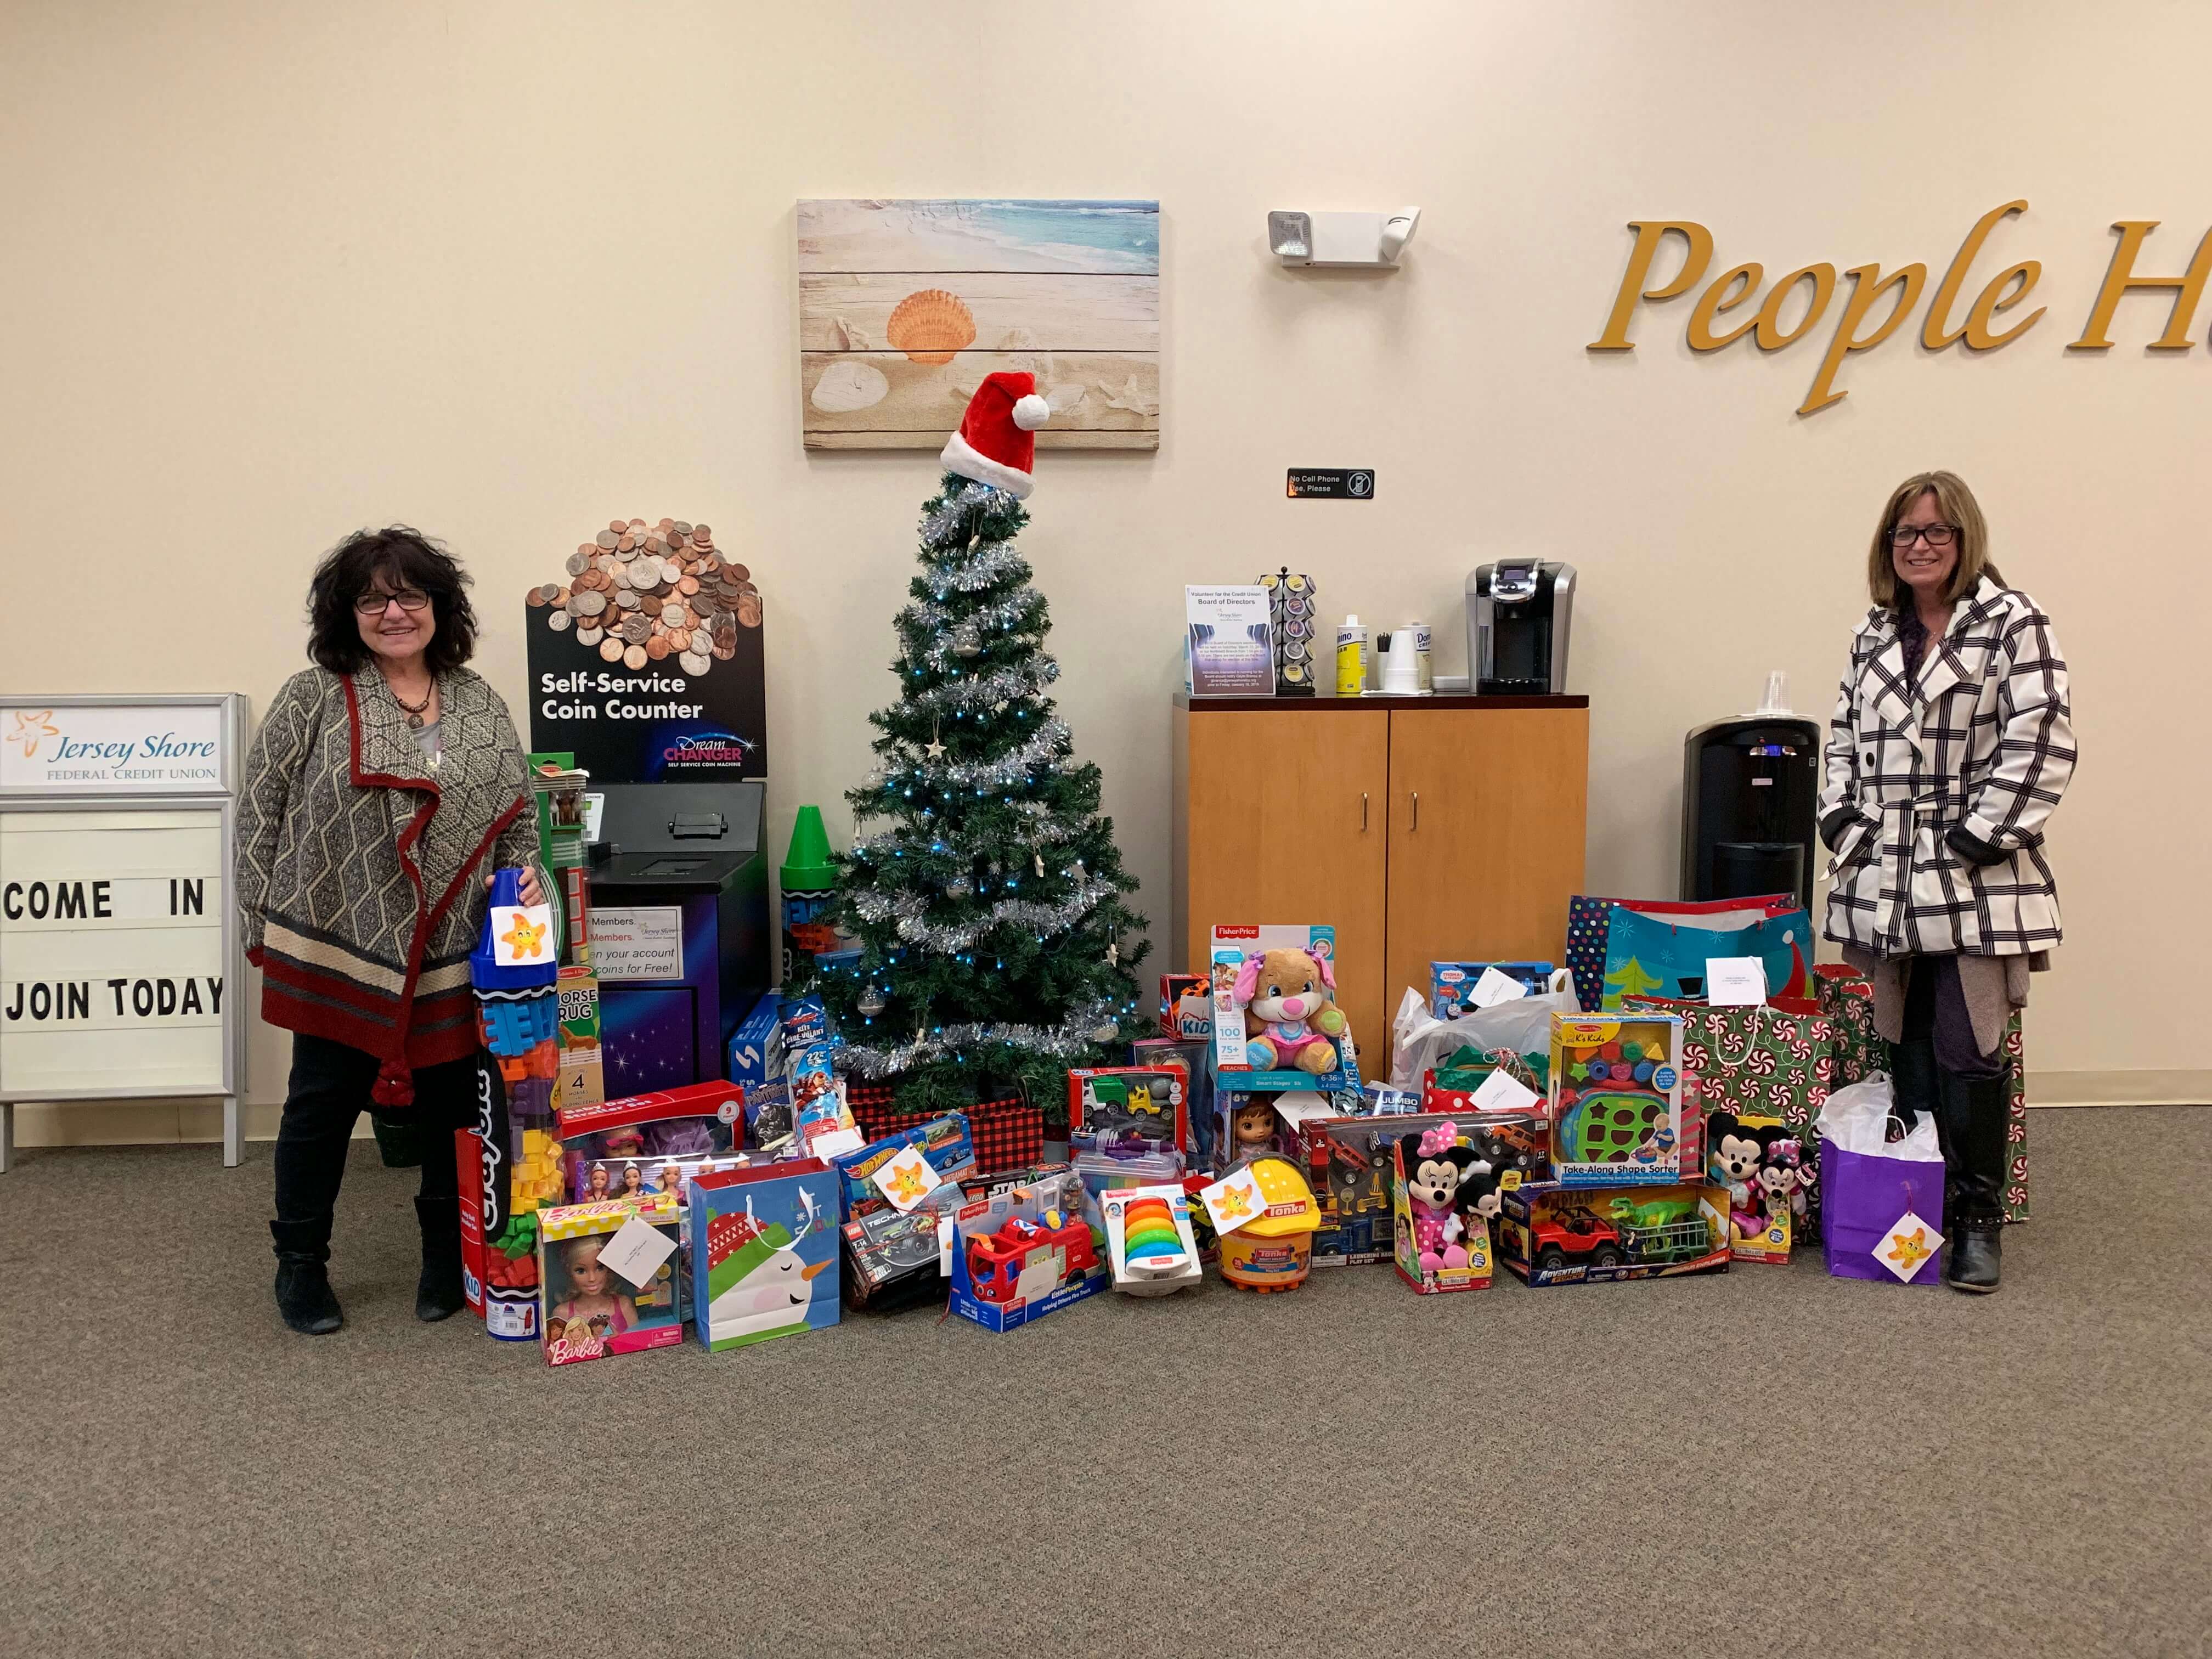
top-left (1241, 1157), bottom-right (1322, 1237)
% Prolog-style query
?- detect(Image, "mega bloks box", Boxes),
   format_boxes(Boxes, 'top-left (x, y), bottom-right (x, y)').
top-left (829, 1112), bottom-right (977, 1219)
top-left (557, 1079), bottom-right (744, 1204)
top-left (1429, 960), bottom-right (1556, 1020)
top-left (687, 1160), bottom-right (840, 1351)
top-left (947, 1169), bottom-right (1107, 1333)
top-left (1207, 924), bottom-right (1355, 1091)
top-left (1496, 1180), bottom-right (1731, 1286)
top-left (538, 1193), bottom-right (687, 1365)
top-left (1547, 1012), bottom-right (1686, 1186)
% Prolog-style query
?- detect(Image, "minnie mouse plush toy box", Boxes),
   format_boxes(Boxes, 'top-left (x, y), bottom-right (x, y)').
top-left (1390, 1121), bottom-right (1503, 1294)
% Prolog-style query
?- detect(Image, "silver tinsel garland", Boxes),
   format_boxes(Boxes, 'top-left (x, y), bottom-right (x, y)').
top-left (901, 585), bottom-right (1043, 640)
top-left (901, 658), bottom-right (1060, 714)
top-left (864, 719), bottom-right (1070, 792)
top-left (923, 540), bottom-right (1026, 592)
top-left (847, 876), bottom-right (1121, 955)
top-left (919, 484), bottom-right (1019, 549)
top-left (833, 996), bottom-right (1125, 1077)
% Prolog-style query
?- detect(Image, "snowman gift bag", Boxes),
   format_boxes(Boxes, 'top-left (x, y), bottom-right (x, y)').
top-left (689, 1160), bottom-right (842, 1351)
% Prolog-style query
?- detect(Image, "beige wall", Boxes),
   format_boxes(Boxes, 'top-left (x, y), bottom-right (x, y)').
top-left (7, 1), bottom-right (2207, 1144)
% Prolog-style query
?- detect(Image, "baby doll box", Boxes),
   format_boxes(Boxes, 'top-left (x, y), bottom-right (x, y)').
top-left (1547, 1013), bottom-right (1686, 1187)
top-left (1496, 1180), bottom-right (1731, 1286)
top-left (1216, 1156), bottom-right (1323, 1291)
top-left (537, 1193), bottom-right (687, 1367)
top-left (557, 1079), bottom-right (743, 1203)
top-left (948, 1172), bottom-right (1108, 1333)
top-left (830, 1112), bottom-right (977, 1220)
top-left (687, 1160), bottom-right (840, 1352)
top-left (1101, 1183), bottom-right (1204, 1296)
top-left (1389, 1126), bottom-right (1499, 1295)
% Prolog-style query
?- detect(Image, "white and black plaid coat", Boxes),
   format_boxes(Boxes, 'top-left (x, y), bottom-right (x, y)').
top-left (1818, 575), bottom-right (2074, 959)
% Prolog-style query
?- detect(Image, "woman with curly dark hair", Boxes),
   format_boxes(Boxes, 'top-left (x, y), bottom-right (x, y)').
top-left (236, 527), bottom-right (546, 1335)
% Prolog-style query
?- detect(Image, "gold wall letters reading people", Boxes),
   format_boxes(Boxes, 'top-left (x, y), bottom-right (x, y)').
top-left (1589, 202), bottom-right (2212, 415)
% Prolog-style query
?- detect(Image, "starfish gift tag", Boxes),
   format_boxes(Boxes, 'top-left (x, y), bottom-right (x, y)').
top-left (1877, 1209), bottom-right (1944, 1282)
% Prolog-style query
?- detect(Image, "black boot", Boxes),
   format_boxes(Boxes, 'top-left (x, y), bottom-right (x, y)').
top-left (1888, 1034), bottom-right (1942, 1142)
top-left (270, 1220), bottom-right (343, 1335)
top-left (414, 1196), bottom-right (466, 1323)
top-left (1936, 1072), bottom-right (2009, 1295)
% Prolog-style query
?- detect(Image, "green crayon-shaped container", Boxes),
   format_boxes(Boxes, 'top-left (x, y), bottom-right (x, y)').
top-left (780, 806), bottom-right (840, 986)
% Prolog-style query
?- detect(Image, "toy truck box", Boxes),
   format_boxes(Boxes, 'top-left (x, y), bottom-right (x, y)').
top-left (1496, 1180), bottom-right (1731, 1286)
top-left (1429, 960), bottom-right (1555, 1020)
top-left (829, 1112), bottom-right (977, 1220)
top-left (947, 1170), bottom-right (1106, 1333)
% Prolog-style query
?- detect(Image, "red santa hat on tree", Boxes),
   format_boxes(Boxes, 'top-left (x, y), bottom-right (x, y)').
top-left (941, 370), bottom-right (1052, 499)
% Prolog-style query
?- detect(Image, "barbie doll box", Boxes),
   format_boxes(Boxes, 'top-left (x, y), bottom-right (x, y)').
top-left (557, 1079), bottom-right (744, 1204)
top-left (537, 1194), bottom-right (687, 1367)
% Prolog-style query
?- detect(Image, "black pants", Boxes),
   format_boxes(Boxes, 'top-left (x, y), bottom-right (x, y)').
top-left (1892, 958), bottom-right (2010, 1225)
top-left (270, 1034), bottom-right (484, 1257)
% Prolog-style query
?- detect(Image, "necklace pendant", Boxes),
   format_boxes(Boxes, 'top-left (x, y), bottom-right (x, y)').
top-left (407, 712), bottom-right (425, 729)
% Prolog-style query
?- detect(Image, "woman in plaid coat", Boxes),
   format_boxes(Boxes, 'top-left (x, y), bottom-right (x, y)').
top-left (1818, 471), bottom-right (2074, 1294)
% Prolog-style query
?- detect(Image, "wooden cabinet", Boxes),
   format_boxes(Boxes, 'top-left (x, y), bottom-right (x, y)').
top-left (1173, 696), bottom-right (1588, 1062)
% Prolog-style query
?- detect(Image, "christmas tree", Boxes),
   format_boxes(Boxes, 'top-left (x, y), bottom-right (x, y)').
top-left (816, 371), bottom-right (1149, 1116)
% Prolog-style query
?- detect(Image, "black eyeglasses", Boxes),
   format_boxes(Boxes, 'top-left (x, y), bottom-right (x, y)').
top-left (354, 588), bottom-right (431, 615)
top-left (1888, 524), bottom-right (1957, 548)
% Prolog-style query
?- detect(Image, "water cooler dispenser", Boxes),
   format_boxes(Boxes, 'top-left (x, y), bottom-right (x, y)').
top-left (1680, 711), bottom-right (1822, 915)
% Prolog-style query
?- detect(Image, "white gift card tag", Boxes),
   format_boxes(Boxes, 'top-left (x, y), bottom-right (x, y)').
top-left (870, 1145), bottom-right (939, 1214)
top-left (1705, 956), bottom-right (1768, 1007)
top-left (1876, 1209), bottom-right (1944, 1282)
top-left (1013, 1249), bottom-right (1063, 1304)
top-left (490, 903), bottom-right (558, 967)
top-left (1269, 1091), bottom-right (1336, 1131)
top-left (1198, 1167), bottom-right (1266, 1234)
top-left (938, 1214), bottom-right (956, 1275)
top-left (1469, 967), bottom-right (1529, 1009)
top-left (1468, 1069), bottom-right (1541, 1114)
top-left (595, 1215), bottom-right (677, 1290)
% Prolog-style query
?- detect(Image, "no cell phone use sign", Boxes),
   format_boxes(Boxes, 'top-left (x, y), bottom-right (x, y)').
top-left (1286, 469), bottom-right (1375, 499)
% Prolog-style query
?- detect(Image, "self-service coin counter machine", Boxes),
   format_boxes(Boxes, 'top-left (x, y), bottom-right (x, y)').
top-left (586, 781), bottom-right (770, 1093)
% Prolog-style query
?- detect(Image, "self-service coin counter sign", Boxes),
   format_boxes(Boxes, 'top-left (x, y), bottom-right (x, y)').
top-left (1, 695), bottom-right (250, 1170)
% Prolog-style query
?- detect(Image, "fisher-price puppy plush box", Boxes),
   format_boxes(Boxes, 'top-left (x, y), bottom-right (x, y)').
top-left (538, 1193), bottom-right (687, 1366)
top-left (687, 1160), bottom-right (840, 1351)
top-left (1209, 924), bottom-right (1354, 1090)
top-left (1547, 1012), bottom-right (1686, 1186)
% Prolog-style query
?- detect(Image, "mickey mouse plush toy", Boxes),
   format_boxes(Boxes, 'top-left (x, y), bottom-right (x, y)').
top-left (1705, 1110), bottom-right (1775, 1239)
top-left (1398, 1122), bottom-right (1499, 1272)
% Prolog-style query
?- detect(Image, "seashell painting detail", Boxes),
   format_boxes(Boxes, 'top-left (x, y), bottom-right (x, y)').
top-left (885, 288), bottom-right (977, 364)
top-left (810, 359), bottom-right (890, 413)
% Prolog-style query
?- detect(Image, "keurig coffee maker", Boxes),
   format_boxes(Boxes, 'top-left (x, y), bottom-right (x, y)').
top-left (1466, 561), bottom-right (1576, 694)
top-left (1680, 715), bottom-right (1822, 914)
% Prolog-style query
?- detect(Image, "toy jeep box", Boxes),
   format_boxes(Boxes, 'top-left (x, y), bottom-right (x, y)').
top-left (1496, 1180), bottom-right (1730, 1286)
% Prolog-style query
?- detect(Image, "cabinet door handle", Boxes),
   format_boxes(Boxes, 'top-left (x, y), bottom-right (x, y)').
top-left (1410, 791), bottom-right (1420, 831)
top-left (1361, 792), bottom-right (1369, 831)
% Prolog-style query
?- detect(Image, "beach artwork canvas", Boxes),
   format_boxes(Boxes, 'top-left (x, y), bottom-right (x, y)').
top-left (797, 198), bottom-right (1159, 450)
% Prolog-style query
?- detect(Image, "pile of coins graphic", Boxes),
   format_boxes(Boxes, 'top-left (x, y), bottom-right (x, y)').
top-left (527, 518), bottom-right (761, 675)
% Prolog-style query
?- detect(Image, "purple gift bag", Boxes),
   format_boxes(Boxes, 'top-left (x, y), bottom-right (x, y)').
top-left (1820, 1147), bottom-right (1945, 1285)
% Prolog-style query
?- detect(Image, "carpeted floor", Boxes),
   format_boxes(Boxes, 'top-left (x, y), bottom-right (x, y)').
top-left (7, 1108), bottom-right (2209, 1659)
